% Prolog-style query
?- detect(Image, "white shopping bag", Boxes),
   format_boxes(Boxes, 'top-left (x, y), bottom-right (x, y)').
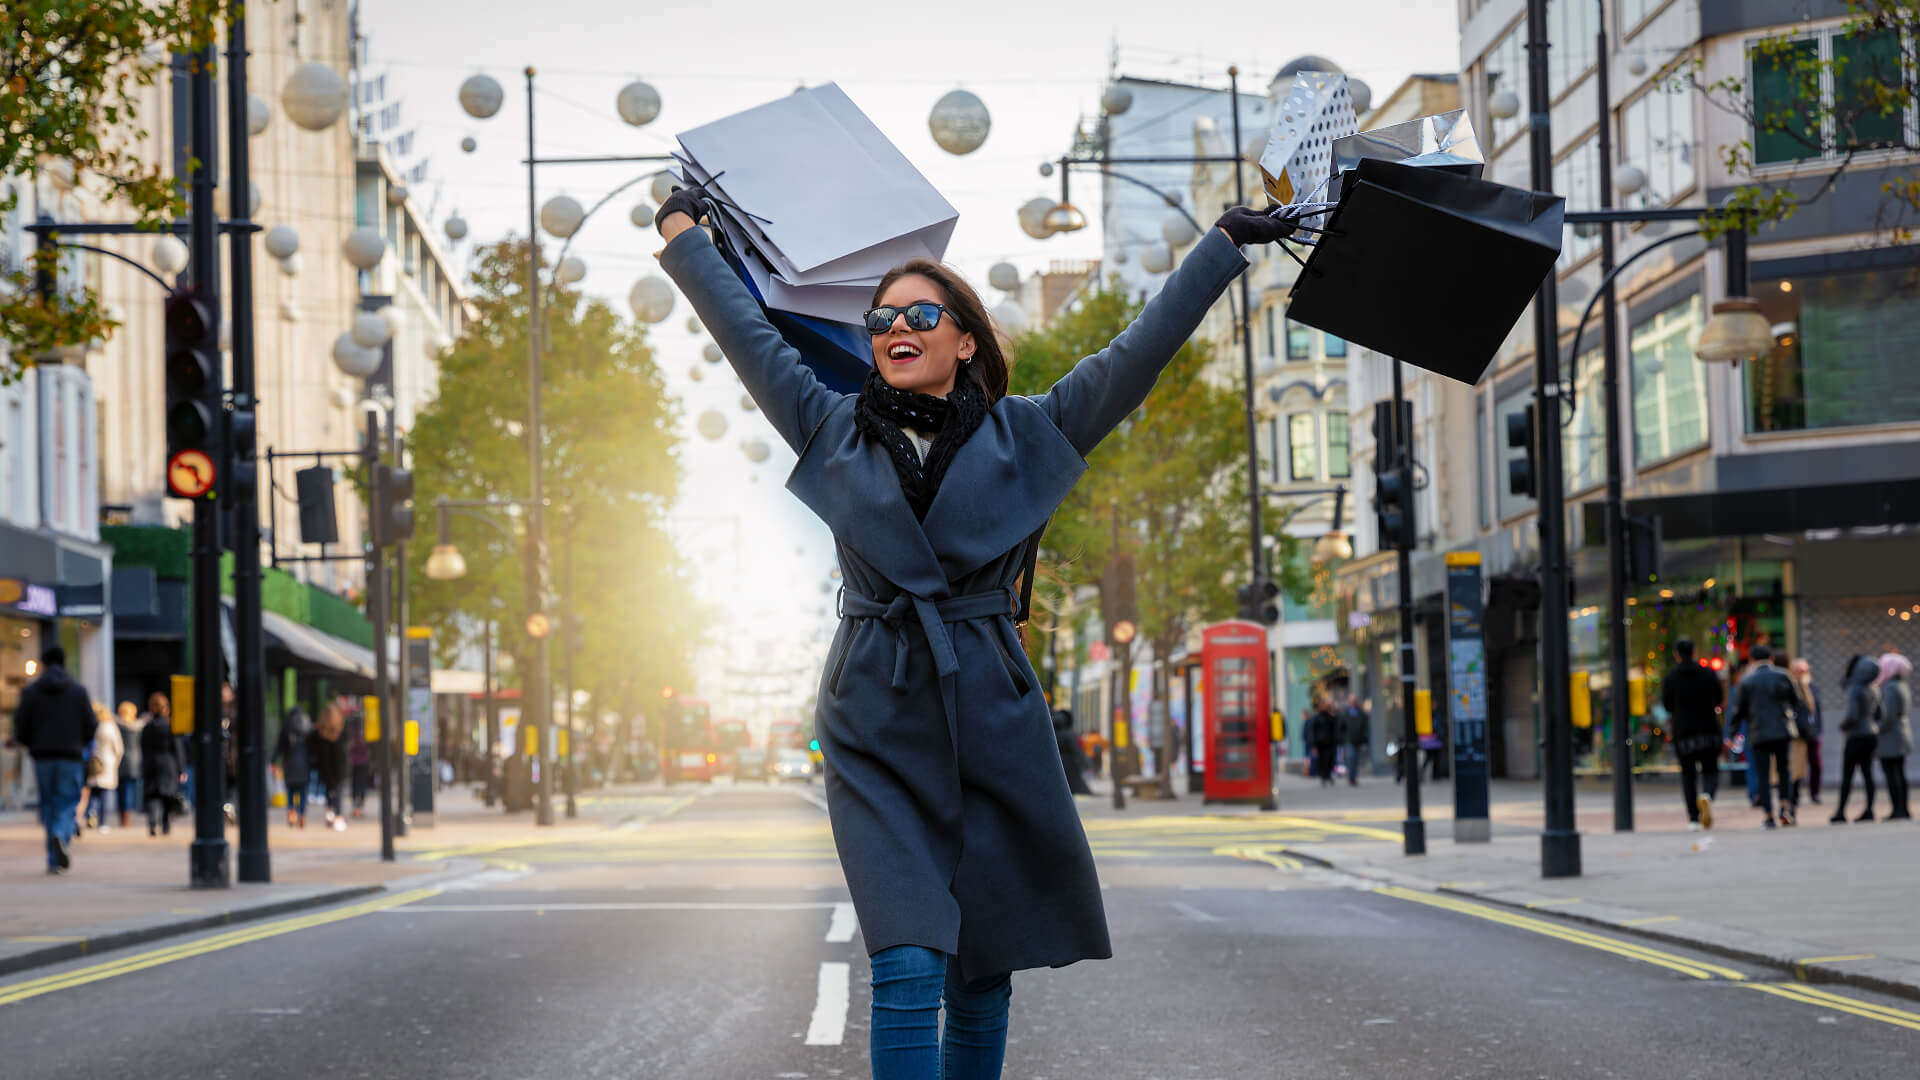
top-left (675, 83), bottom-right (957, 276)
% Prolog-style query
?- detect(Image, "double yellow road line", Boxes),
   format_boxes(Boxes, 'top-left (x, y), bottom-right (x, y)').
top-left (0, 887), bottom-right (441, 1008)
top-left (1376, 885), bottom-right (1920, 1032)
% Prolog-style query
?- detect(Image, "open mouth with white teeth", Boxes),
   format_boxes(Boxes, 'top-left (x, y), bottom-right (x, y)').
top-left (887, 342), bottom-right (923, 363)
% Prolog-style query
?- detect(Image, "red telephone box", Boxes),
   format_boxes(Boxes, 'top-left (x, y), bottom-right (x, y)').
top-left (1201, 621), bottom-right (1275, 808)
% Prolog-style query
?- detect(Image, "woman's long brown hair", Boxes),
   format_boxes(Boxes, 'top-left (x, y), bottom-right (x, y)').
top-left (871, 259), bottom-right (1009, 403)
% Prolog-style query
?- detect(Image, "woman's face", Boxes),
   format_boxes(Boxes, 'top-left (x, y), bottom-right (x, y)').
top-left (870, 274), bottom-right (975, 398)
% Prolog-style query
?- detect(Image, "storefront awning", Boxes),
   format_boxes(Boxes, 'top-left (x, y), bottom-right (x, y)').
top-left (260, 607), bottom-right (377, 679)
top-left (1615, 477), bottom-right (1920, 542)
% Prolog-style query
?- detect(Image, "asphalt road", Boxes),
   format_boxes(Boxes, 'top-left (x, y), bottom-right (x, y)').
top-left (3, 784), bottom-right (1915, 1078)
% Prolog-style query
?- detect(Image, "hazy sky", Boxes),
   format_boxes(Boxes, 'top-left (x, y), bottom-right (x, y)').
top-left (360, 0), bottom-right (1458, 705)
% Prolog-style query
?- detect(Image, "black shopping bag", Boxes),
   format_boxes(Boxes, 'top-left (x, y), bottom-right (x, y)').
top-left (1286, 158), bottom-right (1564, 385)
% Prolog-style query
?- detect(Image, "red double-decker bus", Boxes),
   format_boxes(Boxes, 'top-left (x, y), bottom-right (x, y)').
top-left (662, 698), bottom-right (720, 784)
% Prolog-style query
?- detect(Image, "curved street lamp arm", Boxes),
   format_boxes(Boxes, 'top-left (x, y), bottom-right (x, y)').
top-left (1061, 161), bottom-right (1207, 236)
top-left (1563, 227), bottom-right (1701, 421)
top-left (47, 241), bottom-right (178, 296)
top-left (551, 170), bottom-right (659, 274)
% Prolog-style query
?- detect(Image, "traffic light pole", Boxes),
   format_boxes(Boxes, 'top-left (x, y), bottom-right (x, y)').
top-left (524, 69), bottom-right (556, 828)
top-left (1392, 361), bottom-right (1425, 856)
top-left (391, 423), bottom-right (409, 839)
top-left (368, 409), bottom-right (395, 863)
top-left (1595, 7), bottom-right (1632, 835)
top-left (1526, 0), bottom-right (1582, 878)
top-left (185, 38), bottom-right (229, 890)
top-left (226, 6), bottom-right (271, 885)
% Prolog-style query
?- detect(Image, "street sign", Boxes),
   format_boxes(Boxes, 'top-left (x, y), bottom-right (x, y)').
top-left (1445, 551), bottom-right (1491, 842)
top-left (167, 449), bottom-right (217, 498)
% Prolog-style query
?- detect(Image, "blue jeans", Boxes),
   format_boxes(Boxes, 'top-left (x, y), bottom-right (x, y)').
top-left (121, 777), bottom-right (142, 818)
top-left (869, 945), bottom-right (1011, 1080)
top-left (34, 759), bottom-right (84, 866)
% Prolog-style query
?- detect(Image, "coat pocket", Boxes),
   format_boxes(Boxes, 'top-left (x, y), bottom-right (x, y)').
top-left (986, 622), bottom-right (1032, 698)
top-left (826, 638), bottom-right (852, 698)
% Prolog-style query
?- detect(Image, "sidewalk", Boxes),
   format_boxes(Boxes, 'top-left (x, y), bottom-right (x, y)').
top-left (1080, 770), bottom-right (1920, 1001)
top-left (0, 784), bottom-right (611, 976)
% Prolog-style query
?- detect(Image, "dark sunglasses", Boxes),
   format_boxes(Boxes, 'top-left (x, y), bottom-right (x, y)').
top-left (863, 302), bottom-right (959, 335)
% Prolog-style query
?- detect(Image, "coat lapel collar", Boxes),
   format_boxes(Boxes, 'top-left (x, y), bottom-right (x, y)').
top-left (787, 395), bottom-right (1088, 593)
top-left (786, 399), bottom-right (951, 599)
top-left (919, 396), bottom-right (1087, 581)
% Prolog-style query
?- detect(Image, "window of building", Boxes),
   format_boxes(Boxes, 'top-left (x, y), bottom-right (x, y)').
top-left (1618, 0), bottom-right (1660, 35)
top-left (1265, 306), bottom-right (1276, 358)
top-left (1261, 417), bottom-right (1280, 483)
top-left (1562, 346), bottom-right (1606, 493)
top-left (1544, 0), bottom-right (1598, 97)
top-left (1495, 389), bottom-right (1537, 520)
top-left (1630, 294), bottom-right (1707, 466)
top-left (1326, 411), bottom-right (1350, 478)
top-left (1554, 134), bottom-right (1601, 268)
top-left (1747, 264), bottom-right (1920, 432)
top-left (1752, 28), bottom-right (1913, 166)
top-left (1619, 77), bottom-right (1697, 209)
top-left (1482, 20), bottom-right (1528, 148)
top-left (1323, 332), bottom-right (1347, 358)
top-left (1289, 413), bottom-right (1319, 481)
top-left (1287, 322), bottom-right (1313, 360)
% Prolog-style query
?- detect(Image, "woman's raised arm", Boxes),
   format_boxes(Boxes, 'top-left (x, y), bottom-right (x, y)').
top-left (657, 214), bottom-right (841, 453)
top-left (1036, 226), bottom-right (1249, 457)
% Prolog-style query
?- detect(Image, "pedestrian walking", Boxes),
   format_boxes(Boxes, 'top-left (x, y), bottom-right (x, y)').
top-left (309, 704), bottom-right (349, 831)
top-left (346, 707), bottom-right (373, 818)
top-left (138, 699), bottom-right (184, 836)
top-left (1340, 696), bottom-right (1370, 785)
top-left (656, 185), bottom-right (1284, 1079)
top-left (1874, 652), bottom-right (1912, 820)
top-left (1771, 650), bottom-right (1811, 819)
top-left (116, 701), bottom-right (143, 829)
top-left (1053, 709), bottom-right (1091, 796)
top-left (1307, 698), bottom-right (1339, 786)
top-left (273, 705), bottom-right (314, 828)
top-left (1831, 654), bottom-right (1883, 823)
top-left (1661, 639), bottom-right (1724, 830)
top-left (1788, 658), bottom-right (1823, 807)
top-left (1728, 652), bottom-right (1765, 807)
top-left (1728, 645), bottom-right (1799, 828)
top-left (84, 702), bottom-right (123, 832)
top-left (7, 646), bottom-right (95, 873)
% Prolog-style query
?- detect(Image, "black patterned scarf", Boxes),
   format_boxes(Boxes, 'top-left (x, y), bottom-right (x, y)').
top-left (853, 365), bottom-right (990, 520)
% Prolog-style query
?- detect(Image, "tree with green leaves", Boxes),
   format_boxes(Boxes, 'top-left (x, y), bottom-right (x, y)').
top-left (406, 238), bottom-right (704, 739)
top-left (2, 1), bottom-right (222, 378)
top-left (1007, 280), bottom-right (1309, 790)
top-left (1691, 1), bottom-right (1919, 240)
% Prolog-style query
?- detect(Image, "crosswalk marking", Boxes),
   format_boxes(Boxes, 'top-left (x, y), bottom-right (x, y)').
top-left (826, 902), bottom-right (859, 943)
top-left (805, 962), bottom-right (851, 1046)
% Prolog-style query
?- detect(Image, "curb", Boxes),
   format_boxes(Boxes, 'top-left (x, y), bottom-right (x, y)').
top-left (1287, 847), bottom-right (1920, 1005)
top-left (1434, 884), bottom-right (1920, 1006)
top-left (0, 857), bottom-right (482, 981)
top-left (0, 884), bottom-right (383, 978)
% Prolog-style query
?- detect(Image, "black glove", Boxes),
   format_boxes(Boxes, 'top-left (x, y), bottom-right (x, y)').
top-left (1214, 205), bottom-right (1297, 247)
top-left (654, 183), bottom-right (709, 232)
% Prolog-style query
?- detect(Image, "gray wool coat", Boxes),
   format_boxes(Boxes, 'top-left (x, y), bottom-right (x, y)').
top-left (661, 225), bottom-right (1247, 981)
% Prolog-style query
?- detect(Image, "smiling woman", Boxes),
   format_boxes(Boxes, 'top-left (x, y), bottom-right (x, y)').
top-left (654, 178), bottom-right (1285, 1080)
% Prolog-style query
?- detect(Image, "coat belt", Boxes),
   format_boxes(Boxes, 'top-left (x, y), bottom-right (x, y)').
top-left (840, 587), bottom-right (1020, 749)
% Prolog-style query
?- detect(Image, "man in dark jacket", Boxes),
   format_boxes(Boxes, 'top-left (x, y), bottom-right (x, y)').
top-left (1661, 639), bottom-right (1724, 830)
top-left (1729, 645), bottom-right (1800, 828)
top-left (8, 647), bottom-right (95, 873)
top-left (1338, 697), bottom-right (1370, 786)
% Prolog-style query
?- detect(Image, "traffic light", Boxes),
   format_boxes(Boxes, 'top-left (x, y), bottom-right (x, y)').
top-left (1372, 398), bottom-right (1416, 550)
top-left (163, 290), bottom-right (220, 499)
top-left (227, 398), bottom-right (257, 501)
top-left (1375, 464), bottom-right (1415, 551)
top-left (295, 464), bottom-right (340, 544)
top-left (1625, 513), bottom-right (1662, 585)
top-left (1237, 578), bottom-right (1280, 625)
top-left (1506, 404), bottom-right (1537, 499)
top-left (371, 462), bottom-right (414, 546)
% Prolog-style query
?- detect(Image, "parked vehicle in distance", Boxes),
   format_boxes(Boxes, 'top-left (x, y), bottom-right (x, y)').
top-left (734, 745), bottom-right (767, 781)
top-left (773, 747), bottom-right (815, 781)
